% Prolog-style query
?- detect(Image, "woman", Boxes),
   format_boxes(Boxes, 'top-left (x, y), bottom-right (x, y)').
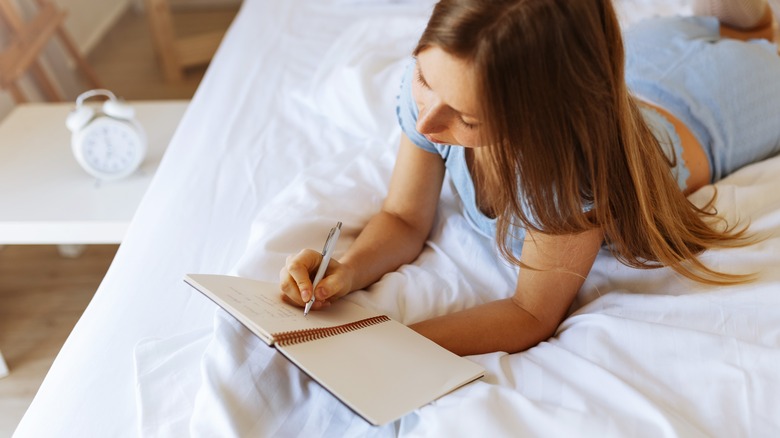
top-left (280, 0), bottom-right (780, 356)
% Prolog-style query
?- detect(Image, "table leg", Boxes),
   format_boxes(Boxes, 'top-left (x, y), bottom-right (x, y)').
top-left (0, 350), bottom-right (8, 378)
top-left (57, 244), bottom-right (86, 258)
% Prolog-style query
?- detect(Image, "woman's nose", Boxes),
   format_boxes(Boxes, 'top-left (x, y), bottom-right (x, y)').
top-left (416, 98), bottom-right (447, 135)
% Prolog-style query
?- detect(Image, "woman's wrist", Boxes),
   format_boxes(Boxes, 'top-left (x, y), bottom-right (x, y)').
top-left (338, 257), bottom-right (362, 293)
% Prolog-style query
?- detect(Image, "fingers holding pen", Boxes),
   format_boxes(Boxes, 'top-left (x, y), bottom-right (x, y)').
top-left (312, 262), bottom-right (353, 301)
top-left (280, 249), bottom-right (322, 306)
top-left (280, 222), bottom-right (347, 313)
top-left (279, 249), bottom-right (355, 311)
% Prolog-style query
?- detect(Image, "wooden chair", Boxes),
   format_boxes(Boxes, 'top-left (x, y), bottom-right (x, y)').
top-left (144, 0), bottom-right (224, 82)
top-left (0, 0), bottom-right (102, 103)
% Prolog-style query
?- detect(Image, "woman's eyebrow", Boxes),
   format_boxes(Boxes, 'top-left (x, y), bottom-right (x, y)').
top-left (417, 63), bottom-right (479, 120)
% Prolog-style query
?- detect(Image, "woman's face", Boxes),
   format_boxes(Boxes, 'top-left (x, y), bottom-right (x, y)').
top-left (413, 46), bottom-right (484, 148)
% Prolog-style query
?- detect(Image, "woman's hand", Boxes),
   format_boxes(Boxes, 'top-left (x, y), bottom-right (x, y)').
top-left (279, 134), bottom-right (444, 312)
top-left (279, 249), bottom-right (355, 311)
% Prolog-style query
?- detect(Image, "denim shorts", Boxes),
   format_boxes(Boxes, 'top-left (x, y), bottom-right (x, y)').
top-left (624, 16), bottom-right (780, 182)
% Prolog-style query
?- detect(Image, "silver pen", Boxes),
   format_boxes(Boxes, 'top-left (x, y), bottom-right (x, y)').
top-left (304, 221), bottom-right (342, 316)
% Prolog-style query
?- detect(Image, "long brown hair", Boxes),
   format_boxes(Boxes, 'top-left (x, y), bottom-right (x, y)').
top-left (415, 0), bottom-right (753, 284)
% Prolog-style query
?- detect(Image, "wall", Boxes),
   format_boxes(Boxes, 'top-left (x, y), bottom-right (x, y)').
top-left (55, 0), bottom-right (133, 55)
top-left (132, 0), bottom-right (241, 10)
top-left (0, 0), bottom-right (133, 121)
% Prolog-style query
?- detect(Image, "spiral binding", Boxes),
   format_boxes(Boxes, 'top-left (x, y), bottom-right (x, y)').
top-left (273, 315), bottom-right (391, 346)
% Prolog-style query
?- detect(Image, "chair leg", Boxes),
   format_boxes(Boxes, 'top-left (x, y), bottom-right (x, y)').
top-left (7, 83), bottom-right (27, 103)
top-left (144, 0), bottom-right (183, 82)
top-left (30, 61), bottom-right (64, 101)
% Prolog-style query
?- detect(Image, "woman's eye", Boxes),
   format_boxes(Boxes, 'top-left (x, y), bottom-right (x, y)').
top-left (460, 119), bottom-right (477, 130)
top-left (415, 69), bottom-right (430, 89)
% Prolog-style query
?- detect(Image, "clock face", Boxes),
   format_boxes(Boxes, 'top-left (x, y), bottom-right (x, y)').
top-left (74, 117), bottom-right (146, 180)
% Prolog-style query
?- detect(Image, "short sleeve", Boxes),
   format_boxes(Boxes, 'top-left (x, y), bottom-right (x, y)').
top-left (395, 59), bottom-right (439, 153)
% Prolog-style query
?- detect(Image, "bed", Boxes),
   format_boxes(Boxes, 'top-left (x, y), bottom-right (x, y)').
top-left (14, 0), bottom-right (780, 436)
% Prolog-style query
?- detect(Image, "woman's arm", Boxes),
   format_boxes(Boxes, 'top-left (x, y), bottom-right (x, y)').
top-left (410, 227), bottom-right (605, 356)
top-left (339, 135), bottom-right (446, 291)
top-left (282, 135), bottom-right (603, 356)
top-left (280, 134), bottom-right (445, 308)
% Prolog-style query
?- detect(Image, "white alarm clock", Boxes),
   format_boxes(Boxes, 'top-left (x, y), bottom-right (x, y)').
top-left (66, 89), bottom-right (147, 181)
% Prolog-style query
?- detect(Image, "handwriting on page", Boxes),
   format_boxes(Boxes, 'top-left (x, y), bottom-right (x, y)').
top-left (224, 285), bottom-right (302, 321)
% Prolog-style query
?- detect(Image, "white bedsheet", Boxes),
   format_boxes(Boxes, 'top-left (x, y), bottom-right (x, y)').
top-left (15, 0), bottom-right (780, 436)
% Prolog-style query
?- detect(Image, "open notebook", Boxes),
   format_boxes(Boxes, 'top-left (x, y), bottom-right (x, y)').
top-left (184, 274), bottom-right (485, 426)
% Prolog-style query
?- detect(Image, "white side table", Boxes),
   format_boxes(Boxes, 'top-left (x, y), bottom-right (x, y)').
top-left (0, 101), bottom-right (188, 377)
top-left (0, 101), bottom-right (188, 245)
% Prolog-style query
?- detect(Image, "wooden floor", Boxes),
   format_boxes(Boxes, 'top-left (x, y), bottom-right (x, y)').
top-left (0, 245), bottom-right (118, 435)
top-left (0, 4), bottom-right (238, 436)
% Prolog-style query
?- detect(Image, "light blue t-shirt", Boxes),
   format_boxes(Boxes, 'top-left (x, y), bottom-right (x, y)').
top-left (395, 60), bottom-right (527, 254)
top-left (395, 57), bottom-right (693, 255)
